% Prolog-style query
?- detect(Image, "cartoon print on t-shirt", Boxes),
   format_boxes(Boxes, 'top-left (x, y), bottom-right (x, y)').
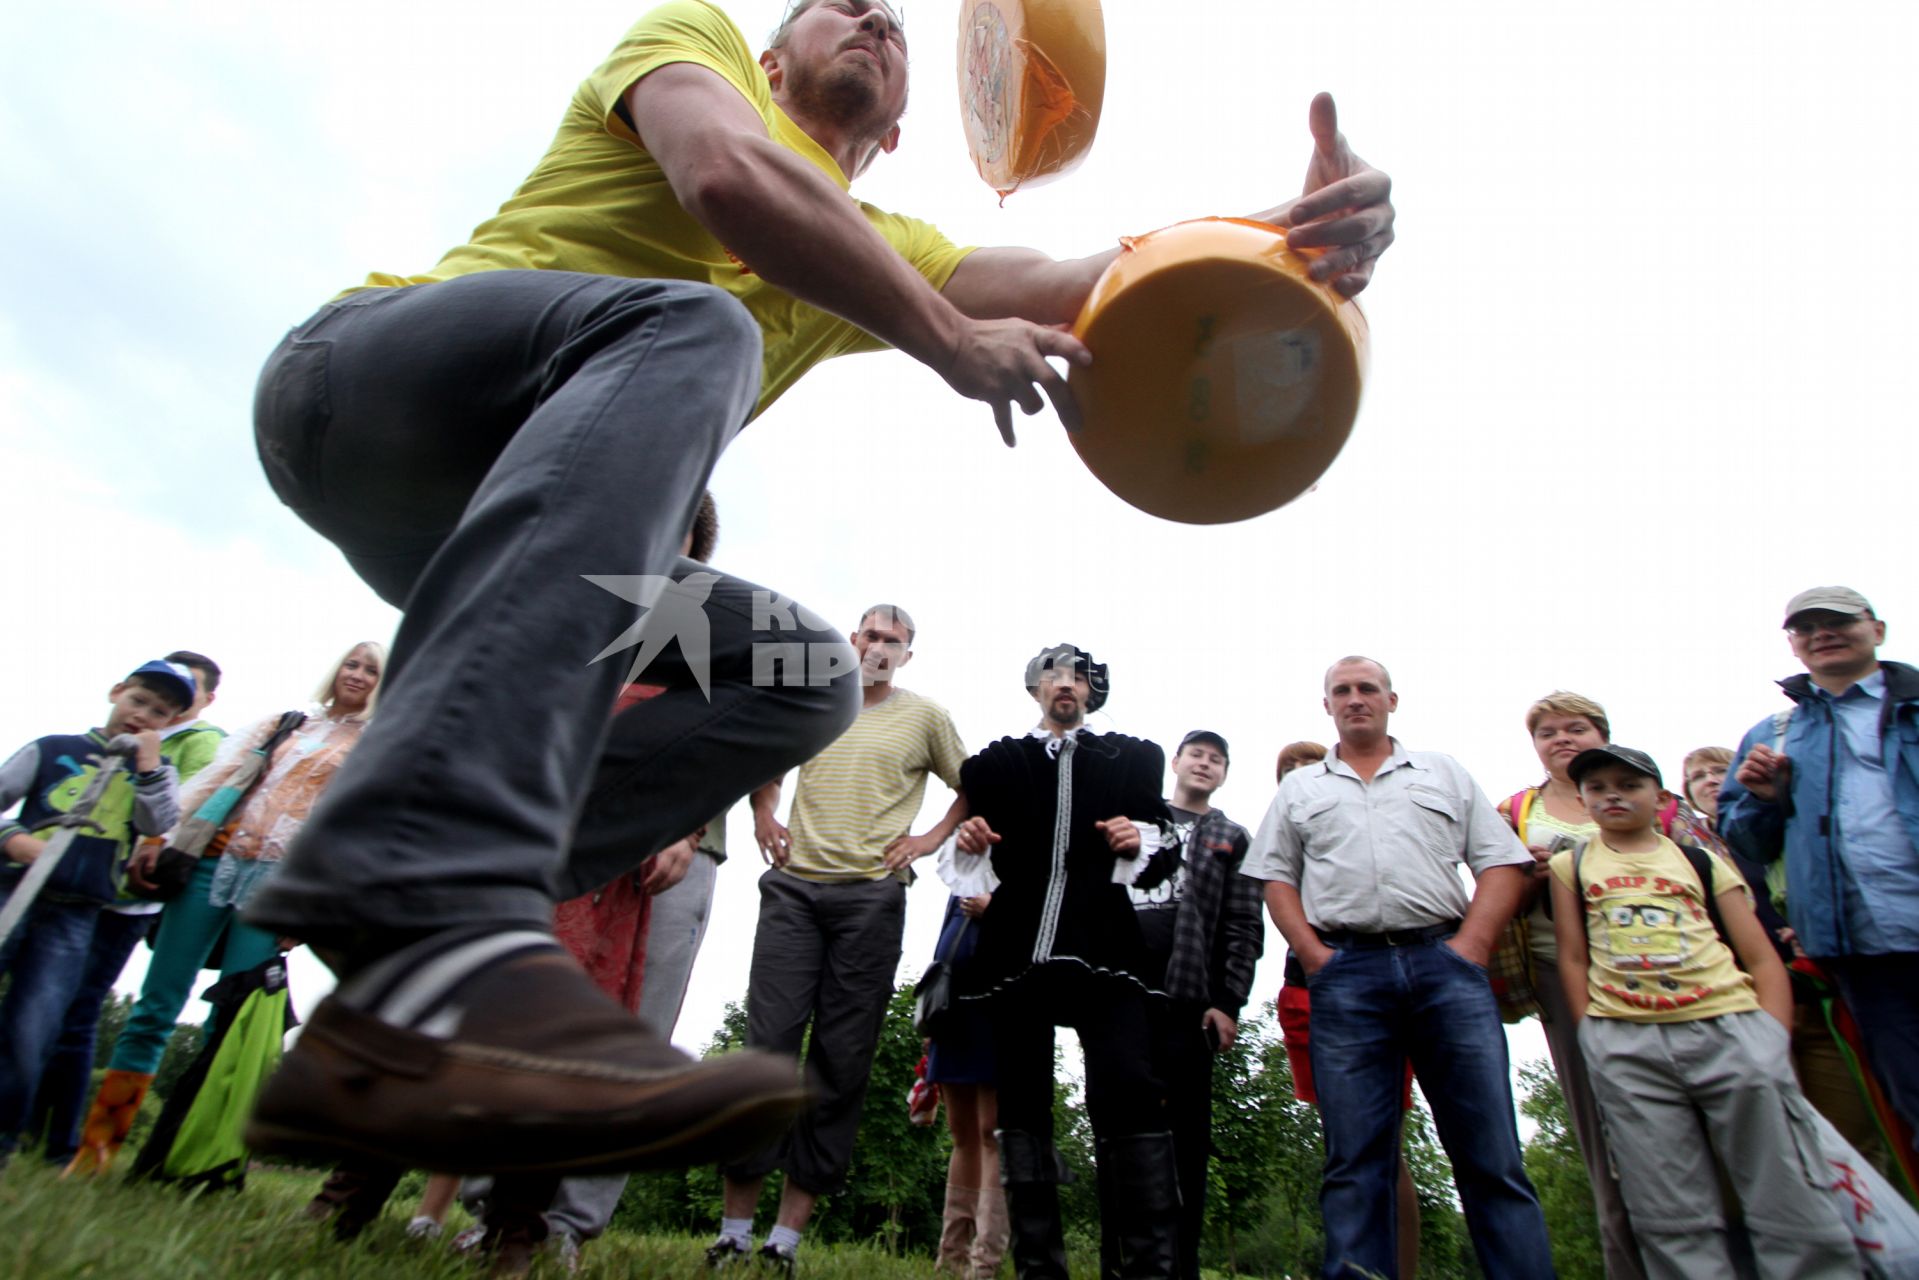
top-left (1601, 901), bottom-right (1688, 992)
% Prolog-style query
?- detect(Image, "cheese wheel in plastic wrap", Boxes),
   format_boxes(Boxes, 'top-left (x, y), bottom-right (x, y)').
top-left (957, 0), bottom-right (1105, 197)
top-left (1065, 217), bottom-right (1370, 525)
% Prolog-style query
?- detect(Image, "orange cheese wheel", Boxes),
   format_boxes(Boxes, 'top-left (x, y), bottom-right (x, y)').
top-left (957, 0), bottom-right (1105, 197)
top-left (1066, 218), bottom-right (1370, 525)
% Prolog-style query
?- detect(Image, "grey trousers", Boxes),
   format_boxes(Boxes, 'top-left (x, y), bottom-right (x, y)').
top-left (723, 870), bottom-right (907, 1194)
top-left (1579, 1012), bottom-right (1858, 1280)
top-left (244, 271), bottom-right (858, 936)
top-left (635, 848), bottom-right (721, 1039)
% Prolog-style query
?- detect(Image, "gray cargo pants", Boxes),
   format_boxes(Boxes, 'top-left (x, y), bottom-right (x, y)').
top-left (1579, 1011), bottom-right (1857, 1280)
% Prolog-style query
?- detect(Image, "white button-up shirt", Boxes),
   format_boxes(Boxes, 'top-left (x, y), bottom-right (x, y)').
top-left (1241, 739), bottom-right (1528, 932)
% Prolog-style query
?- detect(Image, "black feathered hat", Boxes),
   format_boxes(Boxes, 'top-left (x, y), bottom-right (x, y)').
top-left (1024, 643), bottom-right (1109, 714)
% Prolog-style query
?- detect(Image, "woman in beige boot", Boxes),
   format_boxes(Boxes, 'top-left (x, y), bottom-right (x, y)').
top-left (927, 888), bottom-right (1008, 1278)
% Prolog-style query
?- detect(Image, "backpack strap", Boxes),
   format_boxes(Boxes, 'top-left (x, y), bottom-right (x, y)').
top-left (1676, 843), bottom-right (1734, 956)
top-left (1569, 838), bottom-right (1591, 949)
top-left (1503, 787), bottom-right (1536, 844)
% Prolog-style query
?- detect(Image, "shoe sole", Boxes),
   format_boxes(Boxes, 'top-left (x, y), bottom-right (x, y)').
top-left (246, 1083), bottom-right (809, 1176)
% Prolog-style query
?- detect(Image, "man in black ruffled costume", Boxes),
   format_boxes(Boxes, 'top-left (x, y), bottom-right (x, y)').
top-left (946, 644), bottom-right (1176, 1278)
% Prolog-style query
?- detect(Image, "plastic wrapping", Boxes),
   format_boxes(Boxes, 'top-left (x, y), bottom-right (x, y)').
top-left (958, 0), bottom-right (1105, 197)
top-left (1066, 217), bottom-right (1370, 525)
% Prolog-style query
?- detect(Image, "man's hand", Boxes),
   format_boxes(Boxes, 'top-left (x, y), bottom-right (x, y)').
top-left (940, 319), bottom-right (1090, 446)
top-left (1201, 1007), bottom-right (1238, 1053)
top-left (755, 811), bottom-right (792, 868)
top-left (955, 815), bottom-right (1001, 856)
top-left (1282, 93), bottom-right (1394, 299)
top-left (3, 833), bottom-right (46, 865)
top-left (643, 836), bottom-right (698, 894)
top-left (960, 892), bottom-right (992, 919)
top-left (882, 831), bottom-right (943, 871)
top-left (1095, 817), bottom-right (1140, 856)
top-left (130, 730), bottom-right (164, 774)
top-left (1296, 939), bottom-right (1338, 976)
top-left (1443, 932), bottom-right (1492, 969)
top-left (1736, 744), bottom-right (1791, 804)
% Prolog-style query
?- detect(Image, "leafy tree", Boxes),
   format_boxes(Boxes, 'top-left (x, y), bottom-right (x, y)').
top-left (1518, 1059), bottom-right (1603, 1280)
top-left (94, 991), bottom-right (134, 1063)
top-left (151, 1022), bottom-right (207, 1102)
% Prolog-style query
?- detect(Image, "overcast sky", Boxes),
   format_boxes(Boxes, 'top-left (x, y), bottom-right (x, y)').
top-left (4, 0), bottom-right (1916, 1078)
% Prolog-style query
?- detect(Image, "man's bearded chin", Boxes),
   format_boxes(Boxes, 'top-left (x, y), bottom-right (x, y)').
top-left (787, 62), bottom-right (897, 138)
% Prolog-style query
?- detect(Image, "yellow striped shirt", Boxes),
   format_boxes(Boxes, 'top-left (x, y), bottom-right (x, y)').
top-left (786, 688), bottom-right (966, 882)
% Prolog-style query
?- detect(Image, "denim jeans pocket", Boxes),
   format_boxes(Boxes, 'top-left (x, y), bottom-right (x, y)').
top-left (253, 336), bottom-right (332, 509)
top-left (1436, 937), bottom-right (1489, 975)
top-left (1303, 946), bottom-right (1345, 986)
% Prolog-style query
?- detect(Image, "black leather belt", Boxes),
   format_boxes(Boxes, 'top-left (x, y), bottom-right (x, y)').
top-left (1316, 921), bottom-right (1461, 949)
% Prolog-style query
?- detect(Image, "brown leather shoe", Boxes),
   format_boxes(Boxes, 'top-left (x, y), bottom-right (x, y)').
top-left (246, 947), bottom-right (806, 1174)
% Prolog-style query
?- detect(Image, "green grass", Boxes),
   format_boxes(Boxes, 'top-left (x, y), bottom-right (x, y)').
top-left (0, 1159), bottom-right (1046, 1278)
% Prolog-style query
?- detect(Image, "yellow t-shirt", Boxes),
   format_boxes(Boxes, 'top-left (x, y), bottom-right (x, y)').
top-left (1549, 835), bottom-right (1759, 1023)
top-left (353, 0), bottom-right (974, 419)
top-left (785, 688), bottom-right (967, 883)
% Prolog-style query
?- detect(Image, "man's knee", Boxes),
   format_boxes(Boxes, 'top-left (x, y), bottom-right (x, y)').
top-left (656, 282), bottom-right (761, 363)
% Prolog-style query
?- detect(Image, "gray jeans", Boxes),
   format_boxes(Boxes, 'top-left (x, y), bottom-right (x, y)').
top-left (243, 272), bottom-right (858, 935)
top-left (636, 848), bottom-right (721, 1040)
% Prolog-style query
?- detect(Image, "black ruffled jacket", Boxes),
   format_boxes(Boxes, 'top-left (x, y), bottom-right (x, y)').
top-left (957, 730), bottom-right (1172, 995)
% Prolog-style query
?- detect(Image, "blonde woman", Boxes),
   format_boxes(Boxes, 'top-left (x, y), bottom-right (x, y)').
top-left (67, 642), bottom-right (384, 1173)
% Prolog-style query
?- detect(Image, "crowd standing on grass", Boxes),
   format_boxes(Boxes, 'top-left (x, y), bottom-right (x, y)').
top-left (2, 586), bottom-right (1917, 1278)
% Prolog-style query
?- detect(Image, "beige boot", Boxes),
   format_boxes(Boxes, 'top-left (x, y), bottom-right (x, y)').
top-left (969, 1182), bottom-right (1010, 1279)
top-left (62, 1070), bottom-right (153, 1177)
top-left (936, 1182), bottom-right (979, 1275)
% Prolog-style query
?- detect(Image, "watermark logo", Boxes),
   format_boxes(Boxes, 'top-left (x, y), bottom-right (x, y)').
top-left (585, 574), bottom-right (860, 697)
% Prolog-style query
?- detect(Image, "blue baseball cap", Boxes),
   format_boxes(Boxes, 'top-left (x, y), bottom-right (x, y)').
top-left (127, 659), bottom-right (197, 709)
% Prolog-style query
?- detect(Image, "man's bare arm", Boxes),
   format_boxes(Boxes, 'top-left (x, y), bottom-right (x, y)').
top-left (1263, 880), bottom-right (1334, 974)
top-left (627, 64), bottom-right (1085, 442)
top-left (1450, 864), bottom-right (1529, 967)
top-left (944, 93), bottom-right (1393, 324)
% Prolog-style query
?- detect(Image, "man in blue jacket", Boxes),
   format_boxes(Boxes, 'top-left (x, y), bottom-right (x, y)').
top-left (1718, 585), bottom-right (1919, 1157)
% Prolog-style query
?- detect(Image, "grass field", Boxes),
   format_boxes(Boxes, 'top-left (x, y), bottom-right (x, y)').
top-left (0, 1159), bottom-right (1073, 1279)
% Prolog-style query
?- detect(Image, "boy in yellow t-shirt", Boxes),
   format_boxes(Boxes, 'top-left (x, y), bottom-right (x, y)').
top-left (1549, 745), bottom-right (1855, 1280)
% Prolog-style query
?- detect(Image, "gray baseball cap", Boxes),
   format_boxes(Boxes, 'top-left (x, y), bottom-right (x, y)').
top-left (1568, 744), bottom-right (1663, 789)
top-left (1783, 586), bottom-right (1874, 627)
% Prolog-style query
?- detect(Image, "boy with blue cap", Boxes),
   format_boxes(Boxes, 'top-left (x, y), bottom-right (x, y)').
top-left (0, 659), bottom-right (190, 1158)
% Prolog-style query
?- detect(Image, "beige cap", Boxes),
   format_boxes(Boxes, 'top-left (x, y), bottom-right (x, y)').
top-left (1783, 586), bottom-right (1874, 626)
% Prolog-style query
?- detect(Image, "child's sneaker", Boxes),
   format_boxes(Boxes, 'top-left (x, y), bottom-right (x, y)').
top-left (404, 1215), bottom-right (444, 1241)
top-left (704, 1235), bottom-right (750, 1268)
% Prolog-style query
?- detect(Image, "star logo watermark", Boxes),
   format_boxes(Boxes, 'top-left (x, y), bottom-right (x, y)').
top-left (584, 572), bottom-right (720, 699)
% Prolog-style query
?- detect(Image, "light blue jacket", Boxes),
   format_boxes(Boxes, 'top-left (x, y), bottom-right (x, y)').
top-left (1718, 660), bottom-right (1919, 958)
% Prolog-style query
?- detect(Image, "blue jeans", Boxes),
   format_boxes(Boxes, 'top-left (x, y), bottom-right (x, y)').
top-left (30, 908), bottom-right (155, 1162)
top-left (0, 892), bottom-right (101, 1155)
top-left (1307, 937), bottom-right (1554, 1279)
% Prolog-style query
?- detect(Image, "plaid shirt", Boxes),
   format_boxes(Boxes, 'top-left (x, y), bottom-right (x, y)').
top-left (1151, 808), bottom-right (1265, 1014)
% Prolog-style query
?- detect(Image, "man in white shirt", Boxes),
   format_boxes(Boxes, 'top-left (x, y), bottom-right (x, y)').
top-left (1242, 656), bottom-right (1552, 1280)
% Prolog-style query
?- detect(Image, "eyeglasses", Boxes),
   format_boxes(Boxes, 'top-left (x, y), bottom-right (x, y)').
top-left (1786, 613), bottom-right (1868, 638)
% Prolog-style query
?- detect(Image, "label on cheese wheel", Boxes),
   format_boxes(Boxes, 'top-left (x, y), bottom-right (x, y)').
top-left (958, 0), bottom-right (1105, 198)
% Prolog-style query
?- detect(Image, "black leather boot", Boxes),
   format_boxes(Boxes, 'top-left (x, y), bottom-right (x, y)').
top-left (997, 1129), bottom-right (1071, 1279)
top-left (1099, 1131), bottom-right (1181, 1279)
